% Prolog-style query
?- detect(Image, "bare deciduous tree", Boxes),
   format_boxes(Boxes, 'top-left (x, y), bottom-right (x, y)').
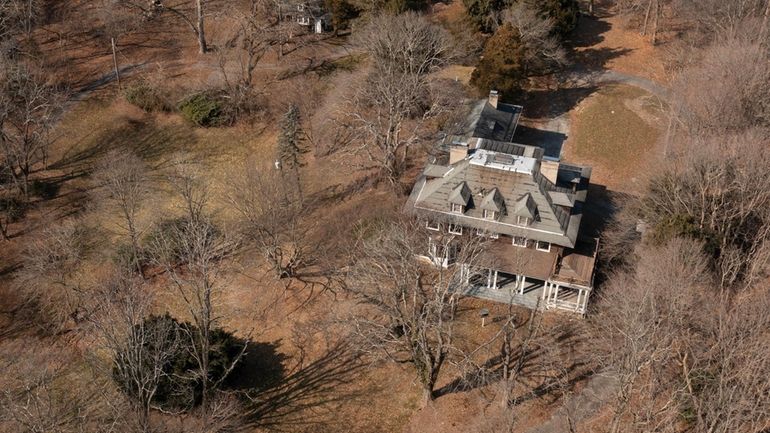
top-left (86, 271), bottom-right (181, 433)
top-left (502, 2), bottom-right (567, 69)
top-left (93, 149), bottom-right (150, 278)
top-left (228, 160), bottom-right (309, 279)
top-left (0, 64), bottom-right (62, 201)
top-left (148, 181), bottom-right (244, 420)
top-left (591, 238), bottom-right (711, 433)
top-left (345, 12), bottom-right (453, 183)
top-left (640, 131), bottom-right (770, 288)
top-left (345, 217), bottom-right (486, 405)
top-left (15, 218), bottom-right (89, 330)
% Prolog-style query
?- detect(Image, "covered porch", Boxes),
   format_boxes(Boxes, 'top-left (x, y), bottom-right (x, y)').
top-left (460, 266), bottom-right (590, 315)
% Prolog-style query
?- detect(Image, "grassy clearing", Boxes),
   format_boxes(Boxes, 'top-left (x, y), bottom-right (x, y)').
top-left (571, 84), bottom-right (663, 170)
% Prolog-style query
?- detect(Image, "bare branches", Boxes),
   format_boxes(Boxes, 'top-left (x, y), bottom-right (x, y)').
top-left (344, 12), bottom-right (453, 183)
top-left (345, 217), bottom-right (486, 405)
top-left (0, 63), bottom-right (63, 201)
top-left (93, 149), bottom-right (151, 277)
top-left (227, 160), bottom-right (310, 279)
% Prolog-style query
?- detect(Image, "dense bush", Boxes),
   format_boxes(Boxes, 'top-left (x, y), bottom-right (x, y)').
top-left (470, 24), bottom-right (527, 97)
top-left (463, 0), bottom-right (578, 35)
top-left (178, 93), bottom-right (225, 127)
top-left (124, 80), bottom-right (171, 112)
top-left (113, 314), bottom-right (246, 410)
top-left (29, 179), bottom-right (60, 200)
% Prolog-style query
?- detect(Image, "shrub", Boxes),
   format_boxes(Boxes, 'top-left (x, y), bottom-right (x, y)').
top-left (178, 93), bottom-right (224, 127)
top-left (124, 80), bottom-right (171, 112)
top-left (113, 313), bottom-right (246, 410)
top-left (29, 179), bottom-right (60, 200)
top-left (470, 24), bottom-right (527, 97)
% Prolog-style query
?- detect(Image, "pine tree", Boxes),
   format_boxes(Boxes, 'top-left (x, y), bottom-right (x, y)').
top-left (276, 104), bottom-right (307, 200)
top-left (470, 24), bottom-right (528, 97)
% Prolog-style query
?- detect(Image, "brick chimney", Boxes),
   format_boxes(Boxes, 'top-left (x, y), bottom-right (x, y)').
top-left (449, 144), bottom-right (469, 164)
top-left (488, 90), bottom-right (500, 109)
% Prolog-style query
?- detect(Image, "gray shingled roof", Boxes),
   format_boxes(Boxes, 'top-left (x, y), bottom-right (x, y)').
top-left (513, 193), bottom-right (538, 219)
top-left (410, 158), bottom-right (582, 247)
top-left (480, 188), bottom-right (505, 212)
top-left (471, 102), bottom-right (522, 142)
top-left (448, 182), bottom-right (472, 206)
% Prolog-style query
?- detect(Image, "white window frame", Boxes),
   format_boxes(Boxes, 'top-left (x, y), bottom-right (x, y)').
top-left (516, 216), bottom-right (529, 226)
top-left (450, 203), bottom-right (464, 214)
top-left (536, 241), bottom-right (551, 252)
top-left (475, 228), bottom-right (498, 239)
top-left (426, 221), bottom-right (440, 231)
top-left (512, 236), bottom-right (527, 247)
top-left (448, 224), bottom-right (463, 235)
top-left (482, 209), bottom-right (496, 220)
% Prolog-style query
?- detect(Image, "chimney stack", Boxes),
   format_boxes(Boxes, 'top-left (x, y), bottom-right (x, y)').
top-left (449, 144), bottom-right (469, 165)
top-left (488, 90), bottom-right (500, 109)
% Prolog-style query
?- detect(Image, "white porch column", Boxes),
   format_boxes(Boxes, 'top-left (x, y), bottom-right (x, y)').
top-left (486, 269), bottom-right (492, 289)
top-left (542, 281), bottom-right (549, 300)
top-left (575, 289), bottom-right (582, 312)
top-left (463, 264), bottom-right (470, 285)
top-left (581, 290), bottom-right (590, 314)
top-left (553, 284), bottom-right (560, 303)
top-left (492, 270), bottom-right (498, 290)
top-left (519, 275), bottom-right (526, 294)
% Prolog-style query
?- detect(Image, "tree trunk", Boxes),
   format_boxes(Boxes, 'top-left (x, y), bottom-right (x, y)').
top-left (641, 0), bottom-right (653, 36)
top-left (651, 0), bottom-right (660, 46)
top-left (196, 0), bottom-right (207, 54)
top-left (111, 37), bottom-right (121, 90)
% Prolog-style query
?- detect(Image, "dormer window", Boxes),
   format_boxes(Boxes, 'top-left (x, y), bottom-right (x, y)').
top-left (451, 203), bottom-right (464, 214)
top-left (516, 216), bottom-right (530, 226)
top-left (483, 210), bottom-right (497, 220)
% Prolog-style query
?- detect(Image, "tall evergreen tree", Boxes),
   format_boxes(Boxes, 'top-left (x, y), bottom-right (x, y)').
top-left (276, 104), bottom-right (307, 199)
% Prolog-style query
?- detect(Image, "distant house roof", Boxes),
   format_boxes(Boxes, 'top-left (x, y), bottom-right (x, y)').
top-left (471, 102), bottom-right (522, 142)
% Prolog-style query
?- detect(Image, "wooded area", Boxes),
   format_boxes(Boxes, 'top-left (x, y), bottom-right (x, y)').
top-left (1, 0), bottom-right (769, 432)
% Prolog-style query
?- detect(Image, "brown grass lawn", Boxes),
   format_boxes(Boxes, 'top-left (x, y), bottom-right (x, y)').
top-left (567, 84), bottom-right (665, 193)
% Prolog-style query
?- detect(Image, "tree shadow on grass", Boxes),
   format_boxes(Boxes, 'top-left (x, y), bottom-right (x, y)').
top-left (230, 340), bottom-right (365, 431)
top-left (49, 118), bottom-right (197, 177)
top-left (435, 319), bottom-right (590, 406)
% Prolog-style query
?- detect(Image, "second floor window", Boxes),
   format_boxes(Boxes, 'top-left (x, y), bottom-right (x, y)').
top-left (483, 210), bottom-right (497, 220)
top-left (516, 216), bottom-right (530, 226)
top-left (426, 221), bottom-right (440, 231)
top-left (536, 241), bottom-right (551, 252)
top-left (448, 224), bottom-right (463, 235)
top-left (451, 203), bottom-right (464, 214)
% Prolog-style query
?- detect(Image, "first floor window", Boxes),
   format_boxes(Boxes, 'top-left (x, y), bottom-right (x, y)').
top-left (536, 241), bottom-right (551, 252)
top-left (448, 224), bottom-right (463, 235)
top-left (512, 236), bottom-right (527, 247)
top-left (426, 221), bottom-right (440, 231)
